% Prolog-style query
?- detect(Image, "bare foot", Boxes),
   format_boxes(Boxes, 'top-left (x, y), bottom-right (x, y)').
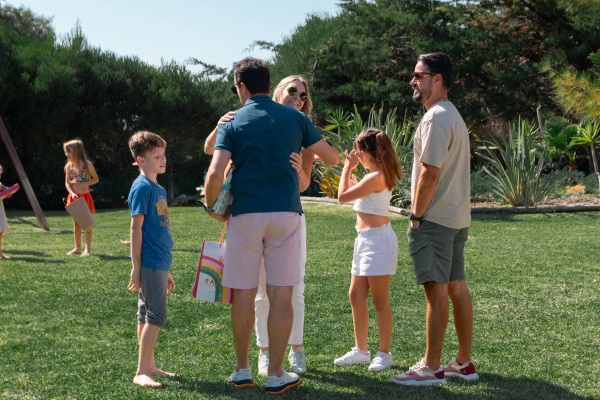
top-left (67, 248), bottom-right (81, 255)
top-left (133, 373), bottom-right (162, 388)
top-left (151, 367), bottom-right (175, 377)
top-left (120, 240), bottom-right (131, 247)
top-left (0, 253), bottom-right (9, 259)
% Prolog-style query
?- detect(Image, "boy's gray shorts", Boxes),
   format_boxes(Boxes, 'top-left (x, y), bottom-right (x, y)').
top-left (137, 265), bottom-right (169, 327)
top-left (407, 220), bottom-right (469, 285)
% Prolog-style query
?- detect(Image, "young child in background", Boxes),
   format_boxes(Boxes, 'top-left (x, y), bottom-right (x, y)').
top-left (335, 128), bottom-right (402, 372)
top-left (64, 139), bottom-right (99, 257)
top-left (0, 165), bottom-right (14, 259)
top-left (127, 131), bottom-right (175, 388)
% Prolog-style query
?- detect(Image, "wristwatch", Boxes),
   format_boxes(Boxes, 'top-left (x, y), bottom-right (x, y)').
top-left (408, 212), bottom-right (423, 222)
top-left (202, 202), bottom-right (215, 214)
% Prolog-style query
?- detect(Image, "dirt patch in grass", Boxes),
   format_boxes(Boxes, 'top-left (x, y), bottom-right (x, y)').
top-left (471, 193), bottom-right (600, 208)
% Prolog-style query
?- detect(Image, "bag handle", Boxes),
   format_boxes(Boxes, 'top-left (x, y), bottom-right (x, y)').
top-left (219, 222), bottom-right (227, 246)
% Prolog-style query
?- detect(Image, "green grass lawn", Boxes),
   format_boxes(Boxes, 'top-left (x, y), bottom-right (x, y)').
top-left (1, 204), bottom-right (599, 399)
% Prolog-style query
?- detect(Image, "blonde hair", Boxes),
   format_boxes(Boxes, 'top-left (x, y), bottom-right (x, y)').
top-left (63, 139), bottom-right (89, 171)
top-left (272, 75), bottom-right (313, 118)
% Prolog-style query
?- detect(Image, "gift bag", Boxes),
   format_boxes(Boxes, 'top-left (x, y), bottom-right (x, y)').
top-left (213, 167), bottom-right (233, 216)
top-left (64, 196), bottom-right (96, 232)
top-left (192, 225), bottom-right (233, 304)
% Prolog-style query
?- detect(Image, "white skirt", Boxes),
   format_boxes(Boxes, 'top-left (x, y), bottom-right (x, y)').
top-left (351, 222), bottom-right (397, 276)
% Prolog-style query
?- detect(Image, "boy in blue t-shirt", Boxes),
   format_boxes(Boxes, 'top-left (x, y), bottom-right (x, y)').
top-left (127, 131), bottom-right (175, 388)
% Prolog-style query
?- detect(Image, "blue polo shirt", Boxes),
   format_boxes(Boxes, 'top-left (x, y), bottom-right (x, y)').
top-left (214, 95), bottom-right (323, 216)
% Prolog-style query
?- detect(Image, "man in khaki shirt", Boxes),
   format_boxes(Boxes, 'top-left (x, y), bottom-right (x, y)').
top-left (392, 53), bottom-right (479, 386)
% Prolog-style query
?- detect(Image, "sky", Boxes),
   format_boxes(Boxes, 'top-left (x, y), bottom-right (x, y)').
top-left (15, 0), bottom-right (342, 72)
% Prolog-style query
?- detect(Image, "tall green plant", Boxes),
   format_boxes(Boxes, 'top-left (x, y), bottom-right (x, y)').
top-left (543, 117), bottom-right (580, 171)
top-left (476, 118), bottom-right (553, 207)
top-left (572, 121), bottom-right (600, 190)
top-left (316, 105), bottom-right (413, 205)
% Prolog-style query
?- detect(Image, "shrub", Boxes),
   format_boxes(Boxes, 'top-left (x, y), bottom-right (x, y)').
top-left (315, 105), bottom-right (414, 207)
top-left (476, 118), bottom-right (553, 207)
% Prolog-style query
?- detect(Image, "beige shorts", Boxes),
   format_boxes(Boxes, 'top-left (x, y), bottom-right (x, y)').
top-left (222, 212), bottom-right (302, 289)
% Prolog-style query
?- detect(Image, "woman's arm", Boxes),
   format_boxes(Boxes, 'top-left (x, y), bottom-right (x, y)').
top-left (204, 127), bottom-right (218, 156)
top-left (290, 151), bottom-right (311, 192)
top-left (299, 149), bottom-right (315, 192)
top-left (204, 111), bottom-right (237, 155)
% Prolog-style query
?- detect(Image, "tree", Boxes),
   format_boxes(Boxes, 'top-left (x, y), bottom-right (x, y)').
top-left (0, 4), bottom-right (236, 209)
top-left (541, 52), bottom-right (600, 122)
top-left (572, 121), bottom-right (600, 190)
top-left (265, 0), bottom-right (600, 126)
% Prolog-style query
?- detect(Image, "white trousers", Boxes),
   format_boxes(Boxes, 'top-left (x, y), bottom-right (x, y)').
top-left (254, 214), bottom-right (306, 347)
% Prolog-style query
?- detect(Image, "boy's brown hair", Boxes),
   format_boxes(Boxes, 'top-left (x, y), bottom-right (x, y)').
top-left (128, 131), bottom-right (167, 160)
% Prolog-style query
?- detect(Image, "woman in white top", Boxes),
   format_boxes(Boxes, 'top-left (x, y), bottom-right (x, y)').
top-left (334, 128), bottom-right (402, 372)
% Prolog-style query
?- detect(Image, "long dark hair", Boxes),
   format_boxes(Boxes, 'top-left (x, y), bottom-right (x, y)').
top-left (353, 128), bottom-right (402, 190)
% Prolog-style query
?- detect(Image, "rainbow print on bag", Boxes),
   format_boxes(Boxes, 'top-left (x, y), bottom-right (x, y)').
top-left (192, 238), bottom-right (233, 304)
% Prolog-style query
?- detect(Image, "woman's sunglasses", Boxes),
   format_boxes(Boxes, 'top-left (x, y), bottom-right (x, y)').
top-left (287, 87), bottom-right (309, 102)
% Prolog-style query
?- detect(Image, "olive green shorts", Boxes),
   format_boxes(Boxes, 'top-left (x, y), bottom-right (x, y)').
top-left (407, 220), bottom-right (469, 285)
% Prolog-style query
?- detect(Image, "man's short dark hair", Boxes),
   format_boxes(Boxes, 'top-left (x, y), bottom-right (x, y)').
top-left (234, 57), bottom-right (270, 95)
top-left (417, 52), bottom-right (453, 89)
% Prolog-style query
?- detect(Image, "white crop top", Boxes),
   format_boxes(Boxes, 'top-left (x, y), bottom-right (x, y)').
top-left (352, 172), bottom-right (392, 217)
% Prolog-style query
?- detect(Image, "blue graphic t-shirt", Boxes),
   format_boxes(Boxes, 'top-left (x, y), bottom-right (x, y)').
top-left (128, 175), bottom-right (174, 271)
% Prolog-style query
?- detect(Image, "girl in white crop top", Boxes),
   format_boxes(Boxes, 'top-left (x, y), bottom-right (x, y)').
top-left (335, 128), bottom-right (403, 372)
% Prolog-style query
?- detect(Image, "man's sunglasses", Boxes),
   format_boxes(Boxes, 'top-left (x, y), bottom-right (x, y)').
top-left (412, 72), bottom-right (437, 81)
top-left (287, 86), bottom-right (309, 102)
top-left (231, 84), bottom-right (239, 95)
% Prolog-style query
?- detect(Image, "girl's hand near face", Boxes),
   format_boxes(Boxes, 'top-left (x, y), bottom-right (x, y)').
top-left (344, 150), bottom-right (359, 170)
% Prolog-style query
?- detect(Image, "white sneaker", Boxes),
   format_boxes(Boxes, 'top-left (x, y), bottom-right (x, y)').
top-left (258, 351), bottom-right (269, 376)
top-left (334, 347), bottom-right (371, 366)
top-left (368, 351), bottom-right (394, 371)
top-left (288, 347), bottom-right (307, 374)
top-left (265, 370), bottom-right (301, 394)
top-left (228, 365), bottom-right (254, 388)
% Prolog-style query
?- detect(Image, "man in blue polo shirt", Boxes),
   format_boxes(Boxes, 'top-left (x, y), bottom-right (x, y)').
top-left (204, 57), bottom-right (338, 394)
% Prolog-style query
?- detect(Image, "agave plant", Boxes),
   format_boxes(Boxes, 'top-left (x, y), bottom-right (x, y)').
top-left (316, 104), bottom-right (414, 205)
top-left (572, 120), bottom-right (600, 190)
top-left (476, 118), bottom-right (553, 207)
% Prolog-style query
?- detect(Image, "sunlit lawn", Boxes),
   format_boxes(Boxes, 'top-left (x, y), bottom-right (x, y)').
top-left (1, 205), bottom-right (599, 399)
